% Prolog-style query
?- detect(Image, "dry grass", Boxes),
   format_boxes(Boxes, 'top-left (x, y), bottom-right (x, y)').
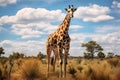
top-left (68, 58), bottom-right (120, 80)
top-left (19, 58), bottom-right (46, 80)
top-left (0, 57), bottom-right (120, 80)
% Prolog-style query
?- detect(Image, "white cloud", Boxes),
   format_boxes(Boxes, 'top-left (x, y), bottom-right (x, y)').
top-left (112, 1), bottom-right (120, 13)
top-left (92, 30), bottom-right (120, 54)
top-left (112, 1), bottom-right (120, 8)
top-left (70, 25), bottom-right (83, 29)
top-left (95, 25), bottom-right (120, 33)
top-left (0, 40), bottom-right (45, 56)
top-left (93, 30), bottom-right (120, 44)
top-left (15, 8), bottom-right (65, 23)
top-left (0, 7), bottom-right (65, 38)
top-left (75, 4), bottom-right (114, 22)
top-left (69, 29), bottom-right (120, 56)
top-left (11, 23), bottom-right (45, 39)
top-left (0, 29), bottom-right (120, 57)
top-left (0, 7), bottom-right (84, 39)
top-left (0, 0), bottom-right (17, 6)
top-left (0, 8), bottom-right (65, 25)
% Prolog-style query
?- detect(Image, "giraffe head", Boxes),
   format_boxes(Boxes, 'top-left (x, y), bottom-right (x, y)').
top-left (65, 5), bottom-right (77, 18)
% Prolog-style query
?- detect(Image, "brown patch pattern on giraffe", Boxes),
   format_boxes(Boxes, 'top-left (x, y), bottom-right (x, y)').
top-left (46, 5), bottom-right (77, 78)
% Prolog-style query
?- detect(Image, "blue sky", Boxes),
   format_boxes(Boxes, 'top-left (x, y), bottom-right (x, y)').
top-left (0, 0), bottom-right (120, 56)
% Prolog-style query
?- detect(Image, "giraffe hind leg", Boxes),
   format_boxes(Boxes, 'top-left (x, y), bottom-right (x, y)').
top-left (52, 49), bottom-right (58, 72)
top-left (46, 46), bottom-right (52, 77)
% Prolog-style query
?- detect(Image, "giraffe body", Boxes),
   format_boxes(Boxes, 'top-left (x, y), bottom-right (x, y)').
top-left (46, 5), bottom-right (77, 78)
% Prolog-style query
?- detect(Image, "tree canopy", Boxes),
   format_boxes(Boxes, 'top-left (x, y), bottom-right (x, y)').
top-left (97, 52), bottom-right (105, 59)
top-left (82, 41), bottom-right (103, 58)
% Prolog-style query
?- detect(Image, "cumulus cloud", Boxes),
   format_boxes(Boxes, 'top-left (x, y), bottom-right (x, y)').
top-left (112, 1), bottom-right (120, 13)
top-left (15, 8), bottom-right (65, 23)
top-left (75, 4), bottom-right (114, 22)
top-left (0, 40), bottom-right (45, 56)
top-left (0, 7), bottom-right (65, 38)
top-left (93, 30), bottom-right (120, 54)
top-left (0, 29), bottom-right (120, 56)
top-left (0, 0), bottom-right (17, 6)
top-left (0, 8), bottom-right (65, 25)
top-left (95, 25), bottom-right (120, 33)
top-left (11, 23), bottom-right (45, 39)
top-left (0, 7), bottom-right (84, 39)
top-left (69, 28), bottom-right (120, 56)
top-left (112, 1), bottom-right (120, 8)
top-left (93, 30), bottom-right (120, 44)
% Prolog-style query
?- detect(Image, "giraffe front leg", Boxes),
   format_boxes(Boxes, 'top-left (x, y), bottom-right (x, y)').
top-left (63, 52), bottom-right (68, 78)
top-left (59, 54), bottom-right (63, 78)
top-left (63, 45), bottom-right (70, 78)
top-left (58, 48), bottom-right (63, 78)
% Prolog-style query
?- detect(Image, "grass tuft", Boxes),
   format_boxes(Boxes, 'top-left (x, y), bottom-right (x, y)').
top-left (19, 59), bottom-right (46, 80)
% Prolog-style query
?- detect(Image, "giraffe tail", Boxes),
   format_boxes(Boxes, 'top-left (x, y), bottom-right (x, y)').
top-left (50, 56), bottom-right (54, 66)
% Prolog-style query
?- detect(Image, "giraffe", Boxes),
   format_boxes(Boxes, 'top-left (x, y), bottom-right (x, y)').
top-left (46, 5), bottom-right (77, 78)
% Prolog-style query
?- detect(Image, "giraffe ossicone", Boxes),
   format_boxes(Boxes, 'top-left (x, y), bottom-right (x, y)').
top-left (46, 5), bottom-right (77, 78)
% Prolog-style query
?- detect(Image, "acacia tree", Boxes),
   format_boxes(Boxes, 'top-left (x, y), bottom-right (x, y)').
top-left (0, 47), bottom-right (5, 56)
top-left (81, 41), bottom-right (103, 58)
top-left (97, 52), bottom-right (105, 59)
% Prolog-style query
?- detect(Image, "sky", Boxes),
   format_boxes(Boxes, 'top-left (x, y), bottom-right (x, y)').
top-left (0, 0), bottom-right (120, 56)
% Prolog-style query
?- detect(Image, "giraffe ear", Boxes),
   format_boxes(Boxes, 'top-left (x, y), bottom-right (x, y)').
top-left (65, 8), bottom-right (68, 11)
top-left (74, 8), bottom-right (77, 11)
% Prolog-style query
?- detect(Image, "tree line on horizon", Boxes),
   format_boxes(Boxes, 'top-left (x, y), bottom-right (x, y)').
top-left (0, 40), bottom-right (119, 59)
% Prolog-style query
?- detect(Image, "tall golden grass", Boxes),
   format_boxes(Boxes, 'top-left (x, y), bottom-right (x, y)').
top-left (19, 59), bottom-right (46, 80)
top-left (0, 57), bottom-right (120, 80)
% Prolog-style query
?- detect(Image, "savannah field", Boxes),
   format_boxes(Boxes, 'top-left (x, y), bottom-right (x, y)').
top-left (0, 55), bottom-right (120, 80)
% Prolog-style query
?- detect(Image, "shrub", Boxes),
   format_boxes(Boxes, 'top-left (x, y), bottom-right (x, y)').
top-left (68, 65), bottom-right (76, 75)
top-left (19, 59), bottom-right (46, 80)
top-left (85, 67), bottom-right (109, 80)
top-left (77, 66), bottom-right (83, 73)
top-left (97, 52), bottom-right (105, 59)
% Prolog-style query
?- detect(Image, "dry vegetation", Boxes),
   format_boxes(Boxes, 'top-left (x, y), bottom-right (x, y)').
top-left (0, 57), bottom-right (120, 80)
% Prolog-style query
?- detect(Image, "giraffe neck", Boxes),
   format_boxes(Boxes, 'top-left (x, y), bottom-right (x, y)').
top-left (57, 14), bottom-right (71, 33)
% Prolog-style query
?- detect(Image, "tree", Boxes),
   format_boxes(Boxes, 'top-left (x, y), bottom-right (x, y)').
top-left (0, 47), bottom-right (5, 56)
top-left (107, 52), bottom-right (114, 58)
top-left (37, 52), bottom-right (46, 60)
top-left (97, 52), bottom-right (105, 59)
top-left (82, 41), bottom-right (103, 58)
top-left (9, 52), bottom-right (25, 59)
top-left (84, 52), bottom-right (93, 59)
